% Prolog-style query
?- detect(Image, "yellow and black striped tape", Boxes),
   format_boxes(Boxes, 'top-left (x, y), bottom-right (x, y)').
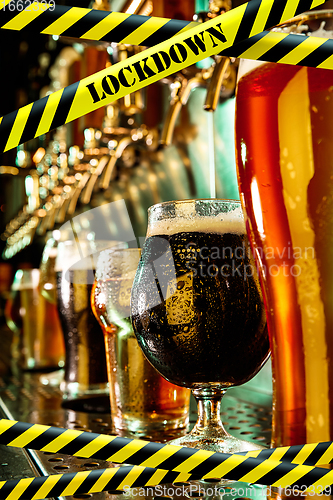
top-left (3, 419), bottom-right (333, 468)
top-left (222, 30), bottom-right (333, 68)
top-left (0, 0), bottom-right (198, 47)
top-left (2, 419), bottom-right (333, 500)
top-left (1, 1), bottom-right (333, 72)
top-left (0, 0), bottom-right (326, 154)
top-left (1, 0), bottom-right (332, 71)
top-left (0, 465), bottom-right (194, 500)
top-left (2, 0), bottom-right (333, 71)
top-left (1, 460), bottom-right (333, 500)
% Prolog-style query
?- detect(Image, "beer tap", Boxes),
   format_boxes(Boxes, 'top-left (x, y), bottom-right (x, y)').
top-left (203, 56), bottom-right (234, 111)
top-left (160, 71), bottom-right (211, 147)
top-left (78, 41), bottom-right (158, 205)
top-left (202, 0), bottom-right (238, 111)
top-left (160, 0), bottom-right (238, 146)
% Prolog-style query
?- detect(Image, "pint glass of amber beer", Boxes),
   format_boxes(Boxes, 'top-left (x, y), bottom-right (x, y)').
top-left (235, 11), bottom-right (333, 446)
top-left (92, 247), bottom-right (190, 435)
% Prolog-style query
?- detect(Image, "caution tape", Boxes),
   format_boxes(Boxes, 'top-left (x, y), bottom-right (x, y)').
top-left (2, 420), bottom-right (333, 499)
top-left (3, 419), bottom-right (333, 468)
top-left (0, 465), bottom-right (194, 500)
top-left (1, 0), bottom-right (333, 72)
top-left (0, 0), bottom-right (198, 46)
top-left (1, 0), bottom-right (333, 74)
top-left (221, 30), bottom-right (333, 68)
top-left (2, 0), bottom-right (333, 73)
top-left (0, 0), bottom-right (326, 154)
top-left (0, 461), bottom-right (333, 500)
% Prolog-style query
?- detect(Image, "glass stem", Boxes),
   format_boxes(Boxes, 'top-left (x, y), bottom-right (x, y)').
top-left (190, 386), bottom-right (231, 439)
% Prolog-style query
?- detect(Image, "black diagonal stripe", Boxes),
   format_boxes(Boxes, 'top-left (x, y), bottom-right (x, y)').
top-left (13, 5), bottom-right (71, 35)
top-left (276, 444), bottom-right (304, 463)
top-left (100, 14), bottom-right (150, 43)
top-left (43, 472), bottom-right (79, 498)
top-left (303, 442), bottom-right (333, 466)
top-left (103, 467), bottom-right (180, 492)
top-left (0, 109), bottom-right (17, 153)
top-left (220, 457), bottom-right (272, 482)
top-left (294, 0), bottom-right (313, 16)
top-left (187, 453), bottom-right (229, 477)
top-left (149, 447), bottom-right (200, 473)
top-left (50, 80), bottom-right (79, 131)
top-left (55, 431), bottom-right (104, 456)
top-left (60, 9), bottom-right (110, 39)
top-left (248, 461), bottom-right (297, 486)
top-left (221, 31), bottom-right (267, 57)
top-left (19, 95), bottom-right (48, 145)
top-left (289, 467), bottom-right (329, 490)
top-left (109, 442), bottom-right (170, 466)
top-left (259, 33), bottom-right (306, 62)
top-left (130, 467), bottom-right (158, 488)
top-left (297, 39), bottom-right (333, 68)
top-left (233, 0), bottom-right (262, 47)
top-left (254, 448), bottom-right (277, 461)
top-left (0, 421), bottom-right (37, 445)
top-left (103, 466), bottom-right (145, 491)
top-left (0, 478), bottom-right (21, 500)
top-left (15, 476), bottom-right (50, 500)
top-left (90, 437), bottom-right (143, 461)
top-left (141, 19), bottom-right (190, 47)
top-left (75, 468), bottom-right (107, 494)
top-left (23, 425), bottom-right (66, 452)
top-left (264, 0), bottom-right (288, 30)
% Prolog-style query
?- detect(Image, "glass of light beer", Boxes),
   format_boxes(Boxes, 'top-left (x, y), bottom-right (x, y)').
top-left (55, 239), bottom-right (123, 407)
top-left (235, 11), bottom-right (333, 446)
top-left (91, 247), bottom-right (190, 435)
top-left (6, 269), bottom-right (64, 370)
top-left (131, 199), bottom-right (270, 452)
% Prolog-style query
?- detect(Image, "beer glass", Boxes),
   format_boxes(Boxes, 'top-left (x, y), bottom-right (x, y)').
top-left (91, 247), bottom-right (190, 435)
top-left (6, 269), bottom-right (64, 370)
top-left (131, 199), bottom-right (270, 452)
top-left (56, 240), bottom-right (110, 403)
top-left (39, 232), bottom-right (66, 386)
top-left (5, 269), bottom-right (24, 366)
top-left (235, 11), bottom-right (333, 447)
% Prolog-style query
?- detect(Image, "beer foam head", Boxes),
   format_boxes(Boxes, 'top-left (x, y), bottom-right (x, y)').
top-left (95, 248), bottom-right (141, 281)
top-left (12, 269), bottom-right (40, 290)
top-left (147, 199), bottom-right (245, 237)
top-left (55, 240), bottom-right (128, 283)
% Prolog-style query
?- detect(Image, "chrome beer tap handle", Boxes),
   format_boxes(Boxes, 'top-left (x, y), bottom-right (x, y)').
top-left (99, 136), bottom-right (133, 190)
top-left (67, 171), bottom-right (91, 215)
top-left (80, 155), bottom-right (110, 205)
top-left (201, 0), bottom-right (237, 111)
top-left (203, 56), bottom-right (231, 111)
top-left (55, 188), bottom-right (74, 224)
top-left (160, 73), bottom-right (209, 147)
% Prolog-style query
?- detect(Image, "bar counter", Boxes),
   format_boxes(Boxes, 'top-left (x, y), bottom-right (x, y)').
top-left (0, 322), bottom-right (272, 500)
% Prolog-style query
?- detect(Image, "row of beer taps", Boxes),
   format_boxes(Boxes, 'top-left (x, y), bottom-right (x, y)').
top-left (1, 0), bottom-right (238, 259)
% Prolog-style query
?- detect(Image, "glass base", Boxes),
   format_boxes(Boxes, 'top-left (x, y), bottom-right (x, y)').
top-left (40, 369), bottom-right (64, 387)
top-left (168, 432), bottom-right (265, 453)
top-left (61, 394), bottom-right (111, 413)
top-left (112, 413), bottom-right (189, 436)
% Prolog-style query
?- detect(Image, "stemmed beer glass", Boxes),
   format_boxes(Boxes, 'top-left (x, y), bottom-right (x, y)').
top-left (131, 199), bottom-right (270, 452)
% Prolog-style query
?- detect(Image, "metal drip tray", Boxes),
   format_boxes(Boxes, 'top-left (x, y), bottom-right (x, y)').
top-left (0, 372), bottom-right (272, 500)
